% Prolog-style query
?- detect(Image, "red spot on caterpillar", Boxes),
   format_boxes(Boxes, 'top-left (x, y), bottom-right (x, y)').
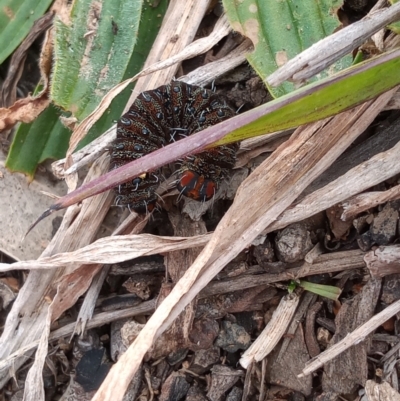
top-left (178, 171), bottom-right (216, 201)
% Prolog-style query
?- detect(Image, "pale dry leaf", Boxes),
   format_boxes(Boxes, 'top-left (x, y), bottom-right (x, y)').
top-left (365, 379), bottom-right (400, 401)
top-left (0, 25), bottom-right (53, 132)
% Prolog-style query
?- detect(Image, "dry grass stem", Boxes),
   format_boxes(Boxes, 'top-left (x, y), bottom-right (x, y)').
top-left (180, 38), bottom-right (252, 86)
top-left (52, 124), bottom-right (115, 179)
top-left (201, 249), bottom-right (366, 297)
top-left (0, 234), bottom-right (211, 272)
top-left (50, 300), bottom-right (157, 341)
top-left (127, 12), bottom-right (231, 104)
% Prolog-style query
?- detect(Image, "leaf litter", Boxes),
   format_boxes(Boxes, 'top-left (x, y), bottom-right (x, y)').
top-left (2, 1), bottom-right (400, 401)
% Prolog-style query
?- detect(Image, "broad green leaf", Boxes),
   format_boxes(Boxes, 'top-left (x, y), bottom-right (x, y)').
top-left (223, 0), bottom-right (353, 97)
top-left (0, 0), bottom-right (53, 65)
top-left (51, 0), bottom-right (142, 120)
top-left (6, 105), bottom-right (68, 177)
top-left (6, 0), bottom-right (168, 178)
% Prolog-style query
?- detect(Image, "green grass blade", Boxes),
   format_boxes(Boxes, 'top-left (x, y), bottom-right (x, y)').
top-left (215, 48), bottom-right (400, 145)
top-left (299, 280), bottom-right (342, 300)
top-left (5, 105), bottom-right (69, 178)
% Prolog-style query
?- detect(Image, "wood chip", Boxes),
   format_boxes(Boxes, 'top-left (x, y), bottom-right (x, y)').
top-left (239, 292), bottom-right (300, 369)
top-left (365, 380), bottom-right (400, 401)
top-left (365, 245), bottom-right (400, 278)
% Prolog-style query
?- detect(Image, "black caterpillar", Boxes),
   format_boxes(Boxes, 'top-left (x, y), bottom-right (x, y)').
top-left (109, 81), bottom-right (239, 213)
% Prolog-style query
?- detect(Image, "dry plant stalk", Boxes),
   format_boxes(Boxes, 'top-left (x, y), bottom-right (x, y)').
top-left (239, 292), bottom-right (301, 368)
top-left (180, 38), bottom-right (252, 86)
top-left (125, 12), bottom-right (231, 108)
top-left (91, 91), bottom-right (395, 401)
top-left (267, 2), bottom-right (400, 86)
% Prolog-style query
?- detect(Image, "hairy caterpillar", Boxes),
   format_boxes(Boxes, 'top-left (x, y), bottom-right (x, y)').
top-left (110, 81), bottom-right (238, 213)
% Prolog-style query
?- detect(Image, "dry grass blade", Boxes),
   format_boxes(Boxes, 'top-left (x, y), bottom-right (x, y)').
top-left (180, 38), bottom-right (252, 86)
top-left (90, 90), bottom-right (395, 401)
top-left (0, 234), bottom-right (211, 272)
top-left (23, 303), bottom-right (52, 401)
top-left (126, 13), bottom-right (232, 106)
top-left (0, 154), bottom-right (112, 388)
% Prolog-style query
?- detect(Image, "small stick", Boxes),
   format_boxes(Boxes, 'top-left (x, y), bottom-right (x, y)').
top-left (298, 298), bottom-right (400, 377)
